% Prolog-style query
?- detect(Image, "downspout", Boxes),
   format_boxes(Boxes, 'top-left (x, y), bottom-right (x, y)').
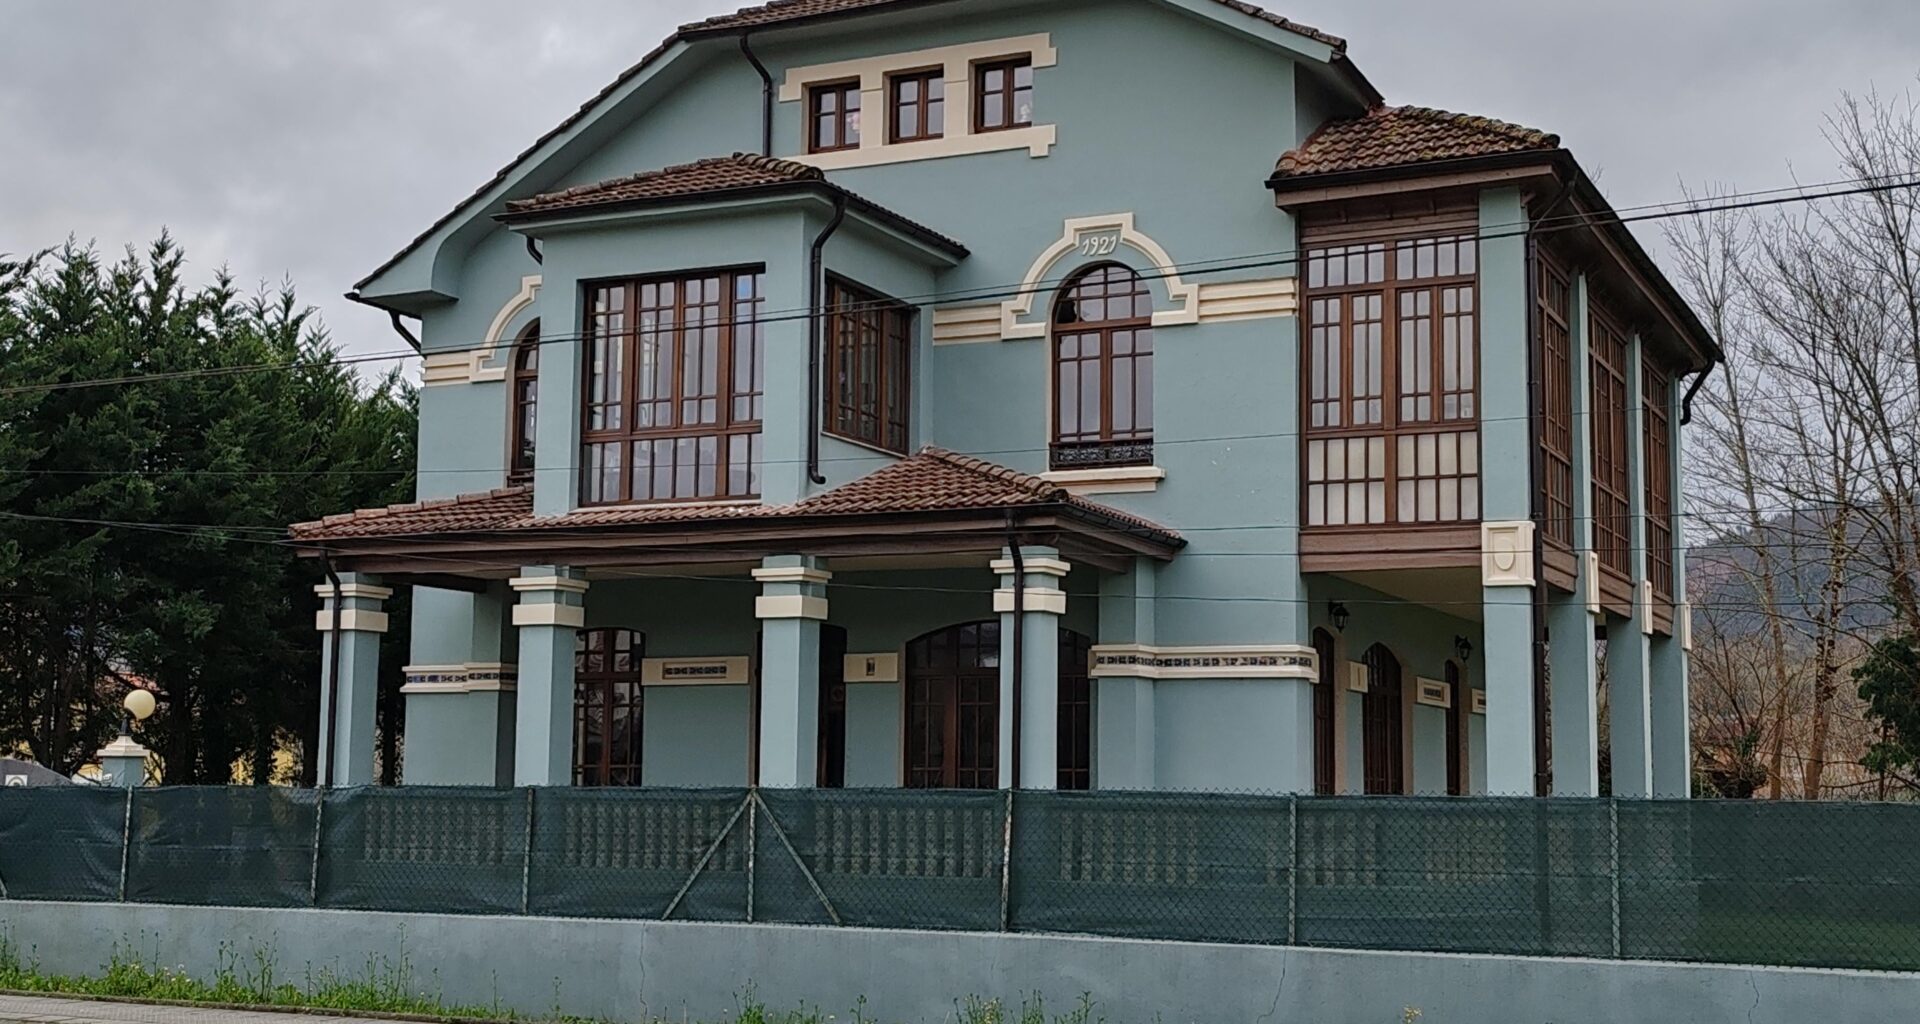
top-left (1006, 515), bottom-right (1025, 790)
top-left (1678, 362), bottom-right (1715, 425)
top-left (525, 237), bottom-right (544, 265)
top-left (1525, 179), bottom-right (1577, 798)
top-left (320, 553), bottom-right (344, 789)
top-left (806, 195), bottom-right (847, 486)
top-left (740, 33), bottom-right (775, 158)
top-left (387, 311), bottom-right (421, 349)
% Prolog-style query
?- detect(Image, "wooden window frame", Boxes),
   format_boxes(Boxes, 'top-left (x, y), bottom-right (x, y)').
top-left (1538, 252), bottom-right (1575, 549)
top-left (573, 627), bottom-right (645, 787)
top-left (1303, 234), bottom-right (1481, 529)
top-left (1445, 660), bottom-right (1465, 796)
top-left (887, 67), bottom-right (946, 144)
top-left (1056, 630), bottom-right (1093, 791)
top-left (824, 276), bottom-right (913, 456)
top-left (508, 320), bottom-right (540, 486)
top-left (807, 78), bottom-right (862, 154)
top-left (1361, 644), bottom-right (1405, 796)
top-left (1643, 358), bottom-right (1675, 599)
top-left (1589, 304), bottom-right (1633, 579)
top-left (1312, 628), bottom-right (1338, 796)
top-left (972, 56), bottom-right (1033, 135)
top-left (579, 267), bottom-right (766, 506)
top-left (1051, 263), bottom-right (1155, 470)
top-left (905, 621), bottom-right (1003, 790)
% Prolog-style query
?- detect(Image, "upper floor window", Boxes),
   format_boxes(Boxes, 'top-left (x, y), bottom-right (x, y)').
top-left (509, 321), bottom-right (540, 485)
top-left (889, 69), bottom-right (945, 143)
top-left (1589, 306), bottom-right (1632, 576)
top-left (1051, 264), bottom-right (1153, 469)
top-left (1537, 252), bottom-right (1574, 548)
top-left (974, 57), bottom-right (1033, 133)
top-left (825, 278), bottom-right (912, 455)
top-left (1303, 234), bottom-right (1480, 527)
top-left (1643, 358), bottom-right (1674, 598)
top-left (581, 269), bottom-right (765, 505)
top-left (809, 79), bottom-right (862, 154)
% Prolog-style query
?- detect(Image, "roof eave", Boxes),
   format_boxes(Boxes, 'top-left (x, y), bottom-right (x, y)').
top-left (1266, 148), bottom-right (1558, 193)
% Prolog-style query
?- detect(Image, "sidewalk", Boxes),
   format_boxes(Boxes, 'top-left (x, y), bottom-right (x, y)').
top-left (0, 995), bottom-right (409, 1024)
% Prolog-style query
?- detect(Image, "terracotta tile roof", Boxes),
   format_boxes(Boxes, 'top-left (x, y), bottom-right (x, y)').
top-left (289, 448), bottom-right (1180, 545)
top-left (503, 154), bottom-right (821, 215)
top-left (1273, 105), bottom-right (1560, 180)
top-left (681, 0), bottom-right (1348, 52)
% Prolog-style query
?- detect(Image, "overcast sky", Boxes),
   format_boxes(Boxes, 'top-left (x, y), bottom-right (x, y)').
top-left (5, 0), bottom-right (1918, 372)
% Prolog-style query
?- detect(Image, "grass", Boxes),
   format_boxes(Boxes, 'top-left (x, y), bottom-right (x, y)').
top-left (0, 937), bottom-right (1102, 1024)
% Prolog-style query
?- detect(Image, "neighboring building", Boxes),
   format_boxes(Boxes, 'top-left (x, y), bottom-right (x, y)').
top-left (295, 0), bottom-right (1713, 797)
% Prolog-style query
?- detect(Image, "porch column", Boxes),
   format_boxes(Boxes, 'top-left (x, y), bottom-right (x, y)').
top-left (996, 546), bottom-right (1067, 790)
top-left (315, 574), bottom-right (391, 787)
top-left (1608, 334), bottom-right (1655, 799)
top-left (1478, 186), bottom-right (1539, 796)
top-left (1549, 271), bottom-right (1602, 797)
top-left (1095, 557), bottom-right (1156, 790)
top-left (511, 567), bottom-right (589, 787)
top-left (1650, 382), bottom-right (1692, 798)
top-left (754, 555), bottom-right (830, 788)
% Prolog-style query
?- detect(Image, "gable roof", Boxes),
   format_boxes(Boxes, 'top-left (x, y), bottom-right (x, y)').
top-left (497, 153), bottom-right (969, 256)
top-left (1272, 105), bottom-right (1560, 180)
top-left (351, 0), bottom-right (1374, 299)
top-left (289, 447), bottom-right (1181, 549)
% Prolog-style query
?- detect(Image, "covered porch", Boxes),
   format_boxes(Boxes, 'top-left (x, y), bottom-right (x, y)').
top-left (292, 448), bottom-right (1182, 791)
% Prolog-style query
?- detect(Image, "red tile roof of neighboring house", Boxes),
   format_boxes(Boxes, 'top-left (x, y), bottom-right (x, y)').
top-left (289, 447), bottom-right (1180, 546)
top-left (1273, 105), bottom-right (1560, 180)
top-left (503, 154), bottom-right (821, 215)
top-left (498, 153), bottom-right (968, 255)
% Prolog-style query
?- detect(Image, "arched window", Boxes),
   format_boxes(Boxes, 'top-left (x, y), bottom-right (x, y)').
top-left (1445, 660), bottom-right (1465, 796)
top-left (905, 621), bottom-right (1002, 789)
top-left (508, 321), bottom-right (539, 484)
top-left (1361, 643), bottom-right (1404, 795)
top-left (1051, 264), bottom-right (1153, 469)
top-left (574, 627), bottom-right (644, 786)
top-left (1312, 628), bottom-right (1338, 795)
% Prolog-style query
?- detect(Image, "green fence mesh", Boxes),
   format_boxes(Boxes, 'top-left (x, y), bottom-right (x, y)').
top-left (5, 785), bottom-right (1920, 973)
top-left (127, 787), bottom-right (318, 907)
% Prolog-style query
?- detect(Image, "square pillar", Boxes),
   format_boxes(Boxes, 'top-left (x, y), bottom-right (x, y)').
top-left (1481, 523), bottom-right (1537, 796)
top-left (511, 567), bottom-right (588, 787)
top-left (1547, 271), bottom-right (1603, 797)
top-left (315, 574), bottom-right (391, 787)
top-left (1651, 380), bottom-right (1692, 798)
top-left (996, 547), bottom-right (1067, 790)
top-left (97, 736), bottom-right (150, 788)
top-left (754, 555), bottom-right (830, 788)
top-left (1609, 333), bottom-right (1655, 799)
top-left (402, 583), bottom-right (518, 786)
top-left (1094, 558), bottom-right (1156, 791)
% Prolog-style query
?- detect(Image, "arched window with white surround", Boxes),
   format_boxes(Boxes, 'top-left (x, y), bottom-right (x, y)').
top-left (508, 320), bottom-right (539, 485)
top-left (1050, 264), bottom-right (1154, 470)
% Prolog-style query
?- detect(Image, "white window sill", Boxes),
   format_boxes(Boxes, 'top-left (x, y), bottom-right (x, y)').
top-left (1040, 466), bottom-right (1165, 495)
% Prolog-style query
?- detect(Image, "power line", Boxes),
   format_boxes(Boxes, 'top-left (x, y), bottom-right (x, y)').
top-left (5, 173), bottom-right (1916, 399)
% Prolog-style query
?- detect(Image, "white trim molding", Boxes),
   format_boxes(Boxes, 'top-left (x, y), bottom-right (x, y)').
top-left (1470, 688), bottom-right (1488, 715)
top-left (780, 34), bottom-right (1058, 171)
top-left (994, 588), bottom-right (1068, 616)
top-left (510, 574), bottom-right (591, 595)
top-left (315, 609), bottom-right (390, 634)
top-left (1090, 644), bottom-right (1316, 681)
top-left (642, 656), bottom-right (751, 686)
top-left (1005, 214), bottom-right (1200, 339)
top-left (1583, 551), bottom-right (1603, 614)
top-left (990, 556), bottom-right (1073, 579)
top-left (1346, 661), bottom-right (1370, 693)
top-left (98, 736), bottom-right (149, 759)
top-left (424, 275), bottom-right (541, 387)
top-left (1415, 677), bottom-right (1452, 709)
top-left (513, 603), bottom-right (586, 629)
top-left (756, 595), bottom-right (830, 621)
top-left (1481, 521), bottom-right (1538, 587)
top-left (401, 663), bottom-right (518, 695)
top-left (1195, 278), bottom-right (1299, 323)
top-left (1679, 601), bottom-right (1694, 652)
top-left (751, 566), bottom-right (835, 586)
top-left (931, 303), bottom-right (1004, 345)
top-left (1040, 466), bottom-right (1166, 495)
top-left (844, 652), bottom-right (901, 683)
top-left (314, 582), bottom-right (394, 602)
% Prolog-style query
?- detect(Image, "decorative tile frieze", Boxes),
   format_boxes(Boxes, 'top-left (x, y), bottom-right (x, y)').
top-left (1090, 644), bottom-right (1316, 681)
top-left (642, 656), bottom-right (750, 686)
top-left (402, 663), bottom-right (518, 695)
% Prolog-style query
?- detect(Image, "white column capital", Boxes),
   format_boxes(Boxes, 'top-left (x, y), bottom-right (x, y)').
top-left (313, 582), bottom-right (394, 602)
top-left (510, 574), bottom-right (591, 595)
top-left (994, 588), bottom-right (1067, 616)
top-left (991, 556), bottom-right (1073, 579)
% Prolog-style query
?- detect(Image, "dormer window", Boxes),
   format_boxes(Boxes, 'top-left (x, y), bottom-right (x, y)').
top-left (888, 68), bottom-right (945, 143)
top-left (808, 79), bottom-right (862, 154)
top-left (974, 57), bottom-right (1033, 133)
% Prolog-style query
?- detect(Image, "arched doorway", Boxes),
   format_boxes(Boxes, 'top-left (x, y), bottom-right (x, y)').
top-left (1312, 628), bottom-right (1338, 795)
top-left (1057, 629), bottom-right (1094, 790)
top-left (573, 627), bottom-right (645, 786)
top-left (1361, 643), bottom-right (1405, 795)
top-left (904, 622), bottom-right (1095, 789)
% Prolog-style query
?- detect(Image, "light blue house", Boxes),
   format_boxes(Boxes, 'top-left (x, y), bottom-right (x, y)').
top-left (295, 0), bottom-right (1714, 799)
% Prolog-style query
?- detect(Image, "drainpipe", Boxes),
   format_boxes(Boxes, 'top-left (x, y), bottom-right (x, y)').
top-left (320, 553), bottom-right (344, 789)
top-left (386, 311), bottom-right (421, 349)
top-left (1006, 515), bottom-right (1025, 790)
top-left (1525, 179), bottom-right (1577, 798)
top-left (740, 33), bottom-right (775, 158)
top-left (1678, 362), bottom-right (1715, 425)
top-left (525, 237), bottom-right (544, 265)
top-left (806, 195), bottom-right (847, 486)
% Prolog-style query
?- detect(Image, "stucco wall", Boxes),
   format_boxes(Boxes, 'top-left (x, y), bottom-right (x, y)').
top-left (2, 902), bottom-right (1905, 1024)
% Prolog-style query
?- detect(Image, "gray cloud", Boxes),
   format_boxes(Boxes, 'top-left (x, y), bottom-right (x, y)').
top-left (4, 0), bottom-right (1916, 367)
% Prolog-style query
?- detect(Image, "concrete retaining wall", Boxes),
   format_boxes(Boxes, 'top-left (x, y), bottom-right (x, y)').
top-left (1, 901), bottom-right (1909, 1024)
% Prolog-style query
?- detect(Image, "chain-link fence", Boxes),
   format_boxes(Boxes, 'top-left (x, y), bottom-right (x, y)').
top-left (3, 786), bottom-right (1917, 972)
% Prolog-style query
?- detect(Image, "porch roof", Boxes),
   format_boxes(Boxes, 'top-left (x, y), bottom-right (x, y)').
top-left (289, 447), bottom-right (1183, 576)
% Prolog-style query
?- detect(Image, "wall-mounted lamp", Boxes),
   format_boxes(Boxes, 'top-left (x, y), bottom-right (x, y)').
top-left (1329, 601), bottom-right (1351, 633)
top-left (1454, 635), bottom-right (1474, 665)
